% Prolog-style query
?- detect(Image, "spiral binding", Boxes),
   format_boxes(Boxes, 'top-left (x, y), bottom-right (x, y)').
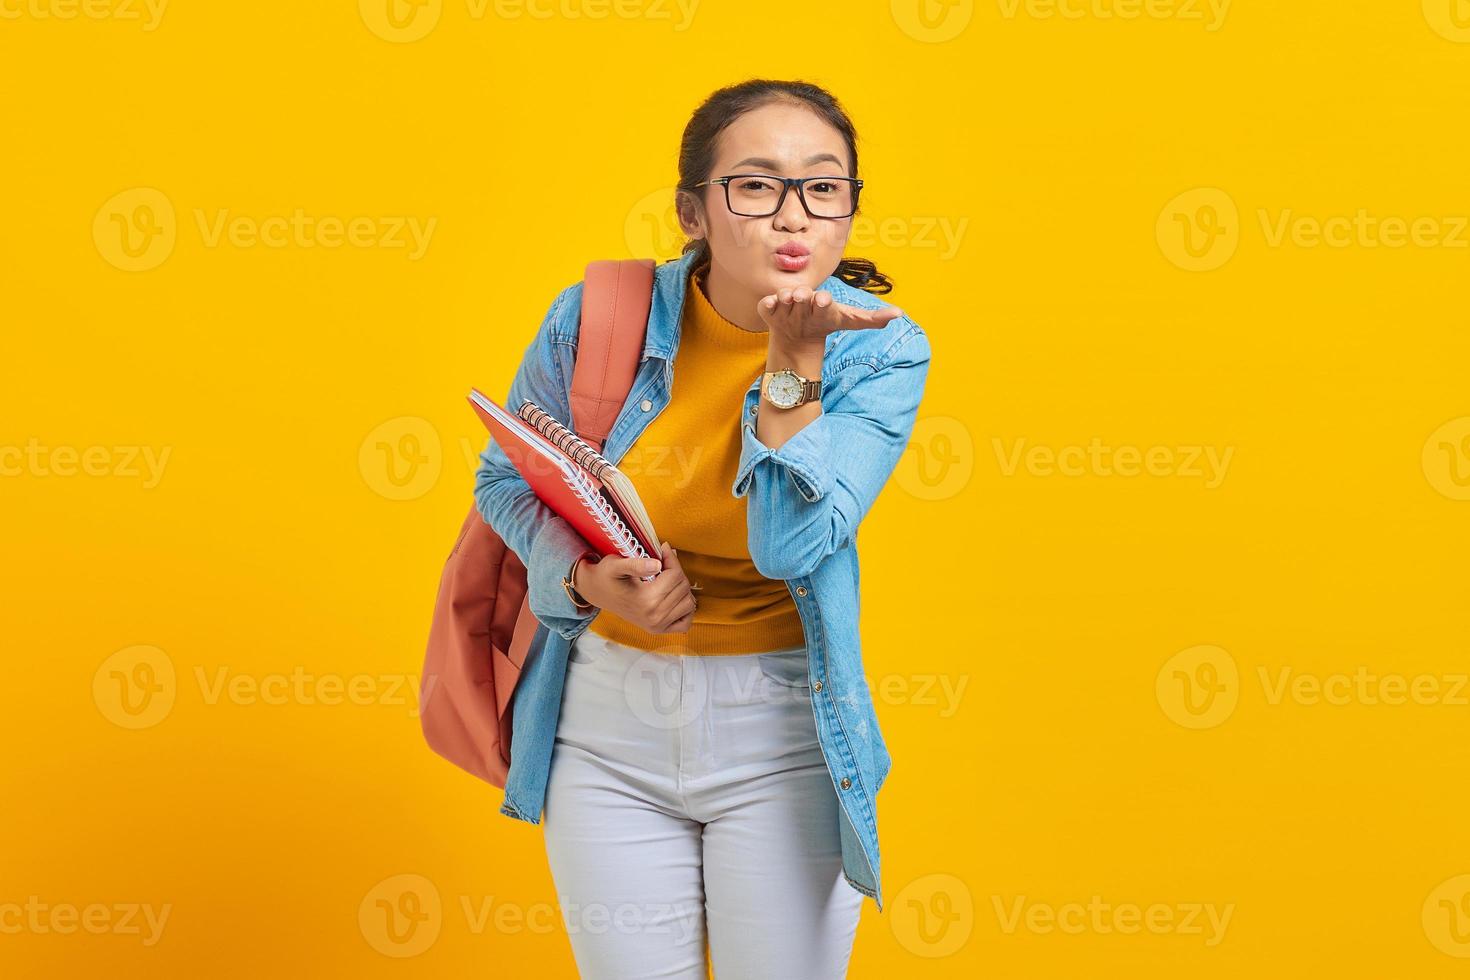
top-left (562, 465), bottom-right (650, 559)
top-left (518, 401), bottom-right (613, 481)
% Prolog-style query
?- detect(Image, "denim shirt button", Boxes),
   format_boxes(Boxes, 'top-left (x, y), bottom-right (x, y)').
top-left (795, 586), bottom-right (807, 597)
top-left (840, 776), bottom-right (852, 790)
top-left (640, 399), bottom-right (652, 411)
top-left (813, 680), bottom-right (823, 693)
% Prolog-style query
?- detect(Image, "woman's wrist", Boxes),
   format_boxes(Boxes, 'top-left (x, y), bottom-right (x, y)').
top-left (567, 553), bottom-right (597, 610)
top-left (766, 340), bottom-right (824, 378)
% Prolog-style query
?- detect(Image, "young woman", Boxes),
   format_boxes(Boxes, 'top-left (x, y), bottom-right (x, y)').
top-left (474, 78), bottom-right (932, 979)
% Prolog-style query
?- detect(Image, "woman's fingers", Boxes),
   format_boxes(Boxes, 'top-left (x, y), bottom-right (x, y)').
top-left (834, 300), bottom-right (903, 331)
top-left (659, 593), bottom-right (698, 633)
top-left (759, 288), bottom-right (903, 338)
top-left (649, 576), bottom-right (695, 629)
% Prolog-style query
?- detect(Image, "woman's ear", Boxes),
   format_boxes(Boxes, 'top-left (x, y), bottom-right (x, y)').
top-left (675, 190), bottom-right (705, 241)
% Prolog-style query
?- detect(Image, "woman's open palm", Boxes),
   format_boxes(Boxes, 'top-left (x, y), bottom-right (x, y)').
top-left (756, 286), bottom-right (904, 352)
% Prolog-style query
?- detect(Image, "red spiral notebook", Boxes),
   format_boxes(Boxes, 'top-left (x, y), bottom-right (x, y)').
top-left (469, 387), bottom-right (661, 571)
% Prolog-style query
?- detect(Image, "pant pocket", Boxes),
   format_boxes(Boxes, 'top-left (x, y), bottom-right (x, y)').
top-left (756, 647), bottom-right (811, 691)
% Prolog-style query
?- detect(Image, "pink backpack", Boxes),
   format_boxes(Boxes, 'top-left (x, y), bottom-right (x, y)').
top-left (419, 258), bottom-right (655, 786)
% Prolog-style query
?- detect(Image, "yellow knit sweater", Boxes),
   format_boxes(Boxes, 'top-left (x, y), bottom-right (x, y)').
top-left (584, 270), bottom-right (806, 654)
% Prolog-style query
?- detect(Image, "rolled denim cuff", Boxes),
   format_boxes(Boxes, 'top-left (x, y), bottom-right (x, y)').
top-left (526, 515), bottom-right (598, 639)
top-left (732, 386), bottom-right (832, 504)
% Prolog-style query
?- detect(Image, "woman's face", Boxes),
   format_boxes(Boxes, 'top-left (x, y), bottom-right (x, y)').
top-left (681, 101), bottom-right (855, 302)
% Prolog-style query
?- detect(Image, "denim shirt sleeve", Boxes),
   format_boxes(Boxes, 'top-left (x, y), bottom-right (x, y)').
top-left (732, 323), bottom-right (932, 580)
top-left (473, 283), bottom-right (600, 640)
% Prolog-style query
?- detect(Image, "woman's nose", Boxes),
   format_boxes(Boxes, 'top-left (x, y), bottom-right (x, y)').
top-left (773, 191), bottom-right (810, 232)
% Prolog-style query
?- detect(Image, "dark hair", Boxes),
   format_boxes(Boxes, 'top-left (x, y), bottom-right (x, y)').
top-left (675, 79), bottom-right (893, 296)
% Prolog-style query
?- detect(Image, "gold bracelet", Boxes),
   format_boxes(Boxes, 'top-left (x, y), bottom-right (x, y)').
top-left (563, 553), bottom-right (595, 610)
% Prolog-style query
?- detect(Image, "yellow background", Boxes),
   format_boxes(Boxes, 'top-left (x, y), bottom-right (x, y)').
top-left (4, 0), bottom-right (1470, 975)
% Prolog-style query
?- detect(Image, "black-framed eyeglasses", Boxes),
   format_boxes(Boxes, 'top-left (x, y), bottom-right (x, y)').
top-left (692, 173), bottom-right (863, 219)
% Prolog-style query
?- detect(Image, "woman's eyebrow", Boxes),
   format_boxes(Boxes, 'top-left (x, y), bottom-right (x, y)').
top-left (729, 153), bottom-right (846, 172)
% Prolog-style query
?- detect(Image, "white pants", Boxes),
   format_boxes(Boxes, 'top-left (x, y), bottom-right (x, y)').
top-left (543, 630), bottom-right (864, 979)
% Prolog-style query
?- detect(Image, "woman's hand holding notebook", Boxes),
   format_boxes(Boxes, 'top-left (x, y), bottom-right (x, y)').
top-left (468, 388), bottom-right (661, 582)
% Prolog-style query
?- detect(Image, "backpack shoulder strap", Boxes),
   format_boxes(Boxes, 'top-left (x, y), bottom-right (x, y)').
top-left (568, 258), bottom-right (656, 452)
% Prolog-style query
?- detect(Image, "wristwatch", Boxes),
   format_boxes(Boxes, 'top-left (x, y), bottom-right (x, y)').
top-left (562, 553), bottom-right (596, 611)
top-left (760, 368), bottom-right (822, 410)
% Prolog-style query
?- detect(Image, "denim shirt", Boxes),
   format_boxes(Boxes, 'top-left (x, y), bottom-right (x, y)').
top-left (473, 248), bottom-right (931, 912)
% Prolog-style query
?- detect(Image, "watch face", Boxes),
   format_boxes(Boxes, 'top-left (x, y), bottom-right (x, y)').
top-left (766, 371), bottom-right (803, 408)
